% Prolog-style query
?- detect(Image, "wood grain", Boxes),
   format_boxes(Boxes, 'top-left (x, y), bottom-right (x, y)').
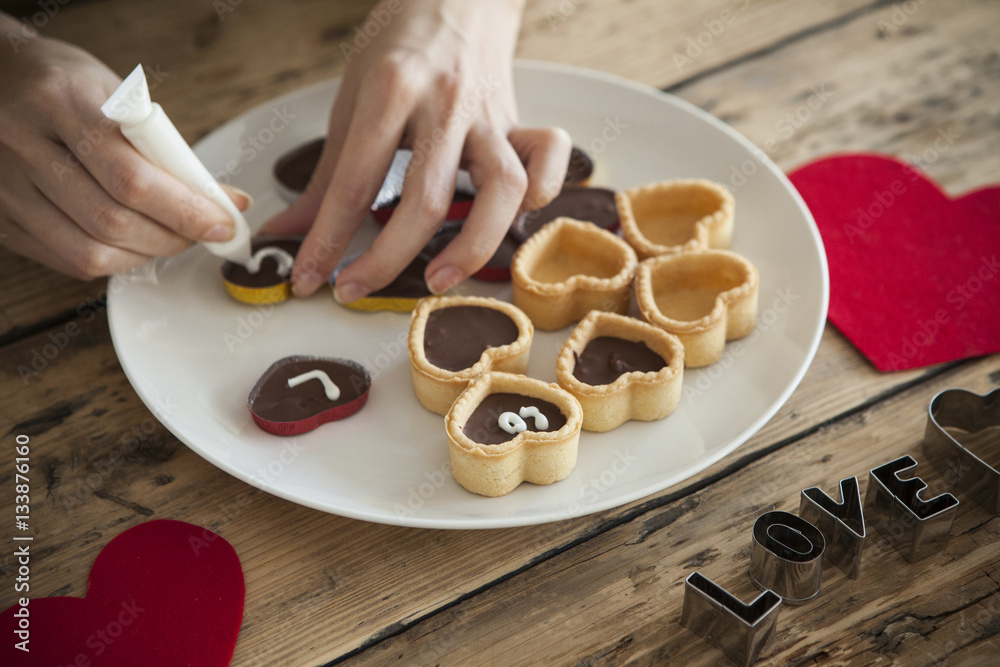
top-left (0, 0), bottom-right (997, 665)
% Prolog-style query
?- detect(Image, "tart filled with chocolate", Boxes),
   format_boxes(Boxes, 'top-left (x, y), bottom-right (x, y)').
top-left (408, 296), bottom-right (533, 415)
top-left (556, 311), bottom-right (684, 432)
top-left (513, 186), bottom-right (619, 243)
top-left (249, 355), bottom-right (372, 436)
top-left (221, 236), bottom-right (302, 305)
top-left (445, 371), bottom-right (583, 497)
top-left (273, 138), bottom-right (324, 202)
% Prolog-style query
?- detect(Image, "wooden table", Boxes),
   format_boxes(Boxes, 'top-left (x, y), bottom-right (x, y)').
top-left (2, 0), bottom-right (998, 664)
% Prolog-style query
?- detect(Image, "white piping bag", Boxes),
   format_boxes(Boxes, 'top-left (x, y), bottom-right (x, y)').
top-left (101, 65), bottom-right (252, 265)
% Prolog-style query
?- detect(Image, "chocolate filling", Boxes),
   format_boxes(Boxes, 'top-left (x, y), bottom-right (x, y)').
top-left (573, 336), bottom-right (666, 386)
top-left (564, 146), bottom-right (594, 186)
top-left (513, 186), bottom-right (619, 242)
top-left (462, 392), bottom-right (567, 446)
top-left (273, 138), bottom-right (324, 194)
top-left (423, 305), bottom-right (519, 372)
top-left (250, 358), bottom-right (369, 423)
top-left (222, 237), bottom-right (301, 288)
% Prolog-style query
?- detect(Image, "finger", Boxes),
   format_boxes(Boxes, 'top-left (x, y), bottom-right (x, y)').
top-left (51, 88), bottom-right (241, 245)
top-left (507, 126), bottom-right (572, 212)
top-left (0, 185), bottom-right (149, 279)
top-left (330, 111), bottom-right (470, 302)
top-left (28, 137), bottom-right (195, 257)
top-left (423, 128), bottom-right (527, 293)
top-left (290, 68), bottom-right (420, 298)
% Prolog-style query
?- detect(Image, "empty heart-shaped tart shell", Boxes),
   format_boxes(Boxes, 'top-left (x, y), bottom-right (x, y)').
top-left (511, 217), bottom-right (638, 331)
top-left (617, 179), bottom-right (734, 259)
top-left (409, 296), bottom-right (534, 415)
top-left (556, 311), bottom-right (685, 432)
top-left (635, 250), bottom-right (758, 367)
top-left (248, 355), bottom-right (372, 436)
top-left (445, 371), bottom-right (583, 497)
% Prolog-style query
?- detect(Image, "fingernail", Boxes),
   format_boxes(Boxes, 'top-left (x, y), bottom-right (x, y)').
top-left (202, 224), bottom-right (234, 242)
top-left (231, 187), bottom-right (254, 211)
top-left (292, 271), bottom-right (324, 298)
top-left (333, 281), bottom-right (368, 304)
top-left (426, 266), bottom-right (464, 295)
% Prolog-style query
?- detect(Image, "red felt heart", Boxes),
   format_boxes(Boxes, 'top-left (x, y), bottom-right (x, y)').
top-left (788, 153), bottom-right (1000, 371)
top-left (2, 519), bottom-right (244, 666)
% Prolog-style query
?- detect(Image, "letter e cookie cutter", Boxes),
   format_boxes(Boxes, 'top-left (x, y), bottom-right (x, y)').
top-left (748, 511), bottom-right (825, 605)
top-left (865, 455), bottom-right (958, 562)
top-left (799, 477), bottom-right (866, 579)
top-left (922, 388), bottom-right (1000, 515)
top-left (681, 572), bottom-right (781, 667)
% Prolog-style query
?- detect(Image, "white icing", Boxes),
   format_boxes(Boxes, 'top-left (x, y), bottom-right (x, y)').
top-left (519, 405), bottom-right (549, 430)
top-left (245, 247), bottom-right (295, 276)
top-left (498, 405), bottom-right (549, 435)
top-left (287, 370), bottom-right (341, 401)
top-left (498, 412), bottom-right (527, 435)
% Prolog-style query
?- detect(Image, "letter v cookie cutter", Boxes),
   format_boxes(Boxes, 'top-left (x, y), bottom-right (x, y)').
top-left (922, 388), bottom-right (1000, 515)
top-left (799, 477), bottom-right (866, 579)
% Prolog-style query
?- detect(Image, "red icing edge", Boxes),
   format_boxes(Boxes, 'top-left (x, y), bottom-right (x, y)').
top-left (250, 390), bottom-right (371, 436)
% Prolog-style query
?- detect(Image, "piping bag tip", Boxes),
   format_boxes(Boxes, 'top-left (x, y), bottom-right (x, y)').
top-left (101, 64), bottom-right (152, 126)
top-left (101, 63), bottom-right (253, 267)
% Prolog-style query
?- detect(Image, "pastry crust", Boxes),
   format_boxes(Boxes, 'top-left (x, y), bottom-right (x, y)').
top-left (556, 311), bottom-right (684, 432)
top-left (511, 217), bottom-right (637, 331)
top-left (635, 250), bottom-right (759, 367)
top-left (445, 371), bottom-right (583, 497)
top-left (617, 179), bottom-right (734, 259)
top-left (408, 296), bottom-right (534, 415)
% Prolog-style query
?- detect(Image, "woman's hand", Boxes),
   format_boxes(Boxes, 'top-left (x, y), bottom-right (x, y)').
top-left (260, 0), bottom-right (571, 301)
top-left (0, 17), bottom-right (249, 279)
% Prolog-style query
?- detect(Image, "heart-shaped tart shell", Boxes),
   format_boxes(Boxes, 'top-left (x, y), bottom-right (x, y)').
top-left (409, 296), bottom-right (534, 415)
top-left (635, 250), bottom-right (758, 367)
top-left (556, 311), bottom-right (685, 432)
top-left (445, 371), bottom-right (583, 497)
top-left (511, 217), bottom-right (638, 331)
top-left (617, 179), bottom-right (734, 259)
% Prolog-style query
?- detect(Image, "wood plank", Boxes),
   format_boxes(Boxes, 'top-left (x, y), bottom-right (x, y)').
top-left (0, 0), bottom-right (878, 332)
top-left (340, 352), bottom-right (1000, 666)
top-left (673, 0), bottom-right (1000, 194)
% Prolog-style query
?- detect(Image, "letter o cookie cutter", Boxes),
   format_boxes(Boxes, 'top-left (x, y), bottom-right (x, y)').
top-left (748, 511), bottom-right (825, 605)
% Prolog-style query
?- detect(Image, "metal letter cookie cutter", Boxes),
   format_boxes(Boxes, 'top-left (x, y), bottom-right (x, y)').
top-left (799, 477), bottom-right (866, 579)
top-left (748, 511), bottom-right (825, 605)
top-left (865, 455), bottom-right (959, 562)
top-left (681, 572), bottom-right (781, 667)
top-left (922, 388), bottom-right (1000, 515)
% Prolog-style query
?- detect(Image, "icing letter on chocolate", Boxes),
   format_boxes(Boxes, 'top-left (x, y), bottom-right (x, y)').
top-left (245, 247), bottom-right (295, 276)
top-left (519, 406), bottom-right (549, 430)
top-left (498, 412), bottom-right (527, 435)
top-left (287, 370), bottom-right (341, 401)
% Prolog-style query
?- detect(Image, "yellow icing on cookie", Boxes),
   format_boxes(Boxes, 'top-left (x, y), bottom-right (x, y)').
top-left (223, 279), bottom-right (292, 305)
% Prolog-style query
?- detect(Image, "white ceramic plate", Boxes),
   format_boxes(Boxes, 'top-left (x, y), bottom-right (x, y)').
top-left (107, 61), bottom-right (828, 528)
